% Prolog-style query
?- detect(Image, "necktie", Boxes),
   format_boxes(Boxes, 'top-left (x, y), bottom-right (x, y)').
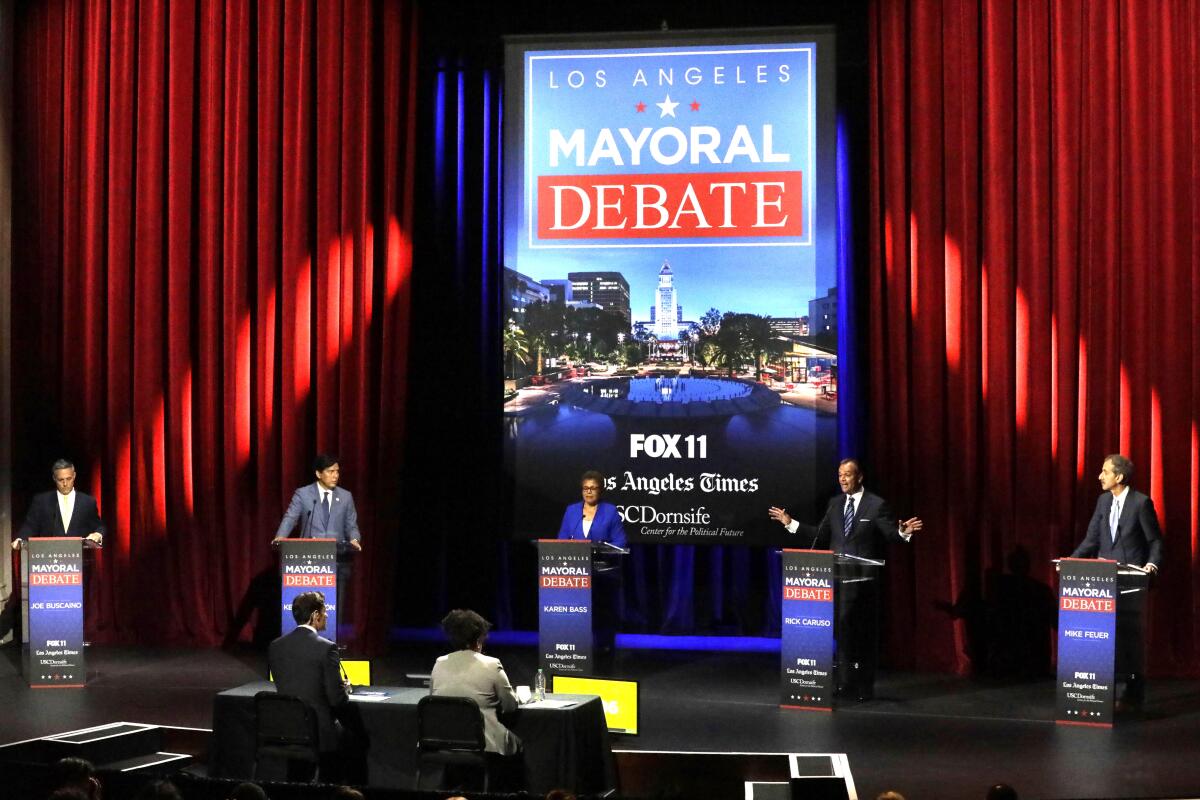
top-left (1109, 498), bottom-right (1120, 542)
top-left (322, 491), bottom-right (332, 528)
top-left (843, 496), bottom-right (855, 538)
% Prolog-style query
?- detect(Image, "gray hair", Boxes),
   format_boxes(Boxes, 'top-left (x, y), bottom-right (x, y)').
top-left (51, 459), bottom-right (75, 474)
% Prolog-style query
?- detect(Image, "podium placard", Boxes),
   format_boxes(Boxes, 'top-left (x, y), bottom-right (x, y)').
top-left (26, 537), bottom-right (86, 687)
top-left (1056, 558), bottom-right (1117, 726)
top-left (780, 549), bottom-right (835, 709)
top-left (279, 538), bottom-right (338, 641)
top-left (537, 539), bottom-right (593, 675)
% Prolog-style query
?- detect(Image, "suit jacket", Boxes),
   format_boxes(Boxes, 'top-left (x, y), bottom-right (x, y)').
top-left (17, 490), bottom-right (106, 540)
top-left (430, 649), bottom-right (521, 755)
top-left (558, 501), bottom-right (627, 548)
top-left (267, 626), bottom-right (349, 751)
top-left (813, 490), bottom-right (906, 560)
top-left (1071, 488), bottom-right (1164, 567)
top-left (275, 483), bottom-right (361, 549)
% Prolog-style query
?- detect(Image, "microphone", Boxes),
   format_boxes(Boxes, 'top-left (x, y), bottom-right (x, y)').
top-left (302, 496), bottom-right (318, 539)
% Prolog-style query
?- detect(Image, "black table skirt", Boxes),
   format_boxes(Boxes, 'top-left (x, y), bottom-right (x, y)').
top-left (210, 682), bottom-right (617, 794)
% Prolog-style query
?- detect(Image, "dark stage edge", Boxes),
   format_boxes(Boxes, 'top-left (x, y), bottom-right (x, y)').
top-left (3, 643), bottom-right (1200, 800)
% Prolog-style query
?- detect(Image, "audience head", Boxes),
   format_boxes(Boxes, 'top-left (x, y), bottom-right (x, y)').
top-left (986, 784), bottom-right (1019, 800)
top-left (546, 790), bottom-right (579, 800)
top-left (876, 793), bottom-right (906, 800)
top-left (227, 782), bottom-right (269, 800)
top-left (441, 608), bottom-right (491, 651)
top-left (291, 591), bottom-right (327, 626)
top-left (47, 790), bottom-right (92, 800)
top-left (132, 781), bottom-right (183, 800)
top-left (51, 757), bottom-right (99, 800)
top-left (329, 789), bottom-right (364, 800)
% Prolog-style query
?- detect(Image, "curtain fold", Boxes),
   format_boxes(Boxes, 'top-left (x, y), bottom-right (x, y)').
top-left (870, 0), bottom-right (1200, 675)
top-left (11, 0), bottom-right (418, 650)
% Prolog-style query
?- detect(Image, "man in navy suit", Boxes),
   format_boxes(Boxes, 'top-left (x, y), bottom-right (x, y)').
top-left (11, 459), bottom-right (106, 549)
top-left (770, 459), bottom-right (922, 700)
top-left (3, 459), bottom-right (107, 640)
top-left (267, 591), bottom-right (352, 777)
top-left (274, 455), bottom-right (362, 640)
top-left (1070, 453), bottom-right (1163, 707)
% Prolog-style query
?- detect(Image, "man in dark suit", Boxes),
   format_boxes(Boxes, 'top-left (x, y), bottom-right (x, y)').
top-left (273, 454), bottom-right (362, 639)
top-left (11, 459), bottom-right (106, 549)
top-left (1070, 453), bottom-right (1163, 706)
top-left (2, 460), bottom-right (106, 640)
top-left (267, 591), bottom-right (352, 777)
top-left (769, 459), bottom-right (922, 700)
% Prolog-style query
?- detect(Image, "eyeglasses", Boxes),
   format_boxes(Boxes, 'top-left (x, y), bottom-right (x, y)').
top-left (581, 486), bottom-right (601, 492)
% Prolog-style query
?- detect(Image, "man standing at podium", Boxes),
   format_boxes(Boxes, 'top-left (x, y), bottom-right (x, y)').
top-left (10, 459), bottom-right (106, 549)
top-left (1070, 454), bottom-right (1162, 708)
top-left (769, 459), bottom-right (922, 700)
top-left (2, 459), bottom-right (106, 640)
top-left (273, 455), bottom-right (362, 639)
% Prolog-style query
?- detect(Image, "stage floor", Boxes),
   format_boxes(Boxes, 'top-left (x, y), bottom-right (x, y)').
top-left (3, 641), bottom-right (1200, 800)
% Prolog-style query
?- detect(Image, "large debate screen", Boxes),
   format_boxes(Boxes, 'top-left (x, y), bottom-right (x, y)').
top-left (502, 29), bottom-right (839, 546)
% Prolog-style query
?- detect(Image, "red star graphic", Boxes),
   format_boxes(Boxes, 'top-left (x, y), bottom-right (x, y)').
top-left (635, 101), bottom-right (646, 113)
top-left (690, 100), bottom-right (701, 111)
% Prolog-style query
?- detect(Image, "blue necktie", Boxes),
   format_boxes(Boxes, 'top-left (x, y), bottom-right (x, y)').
top-left (1109, 498), bottom-right (1120, 542)
top-left (843, 496), bottom-right (855, 538)
top-left (321, 492), bottom-right (332, 530)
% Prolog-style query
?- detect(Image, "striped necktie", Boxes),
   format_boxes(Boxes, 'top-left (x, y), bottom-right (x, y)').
top-left (843, 496), bottom-right (855, 538)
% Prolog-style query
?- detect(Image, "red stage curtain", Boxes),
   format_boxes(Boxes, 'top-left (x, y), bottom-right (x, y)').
top-left (870, 0), bottom-right (1200, 675)
top-left (10, 0), bottom-right (418, 650)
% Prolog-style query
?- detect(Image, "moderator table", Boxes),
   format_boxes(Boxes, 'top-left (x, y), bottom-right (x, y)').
top-left (210, 681), bottom-right (617, 794)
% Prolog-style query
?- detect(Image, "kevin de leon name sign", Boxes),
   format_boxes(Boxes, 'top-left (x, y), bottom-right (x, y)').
top-left (278, 538), bottom-right (339, 641)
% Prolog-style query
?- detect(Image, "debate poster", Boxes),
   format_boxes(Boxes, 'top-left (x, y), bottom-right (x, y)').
top-left (503, 31), bottom-right (839, 546)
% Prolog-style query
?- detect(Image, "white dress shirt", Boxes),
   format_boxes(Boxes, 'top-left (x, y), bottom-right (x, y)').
top-left (58, 489), bottom-right (76, 533)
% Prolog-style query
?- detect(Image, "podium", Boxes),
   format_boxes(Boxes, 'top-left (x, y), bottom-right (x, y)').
top-left (277, 538), bottom-right (338, 641)
top-left (1055, 558), bottom-right (1150, 726)
top-left (780, 550), bottom-right (884, 709)
top-left (537, 539), bottom-right (628, 676)
top-left (24, 537), bottom-right (89, 687)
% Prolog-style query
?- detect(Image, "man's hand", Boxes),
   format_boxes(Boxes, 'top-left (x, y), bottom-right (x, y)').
top-left (1144, 563), bottom-right (1158, 575)
top-left (271, 537), bottom-right (285, 548)
top-left (10, 539), bottom-right (22, 551)
top-left (767, 507), bottom-right (792, 527)
top-left (86, 532), bottom-right (103, 545)
top-left (347, 540), bottom-right (362, 552)
top-left (899, 517), bottom-right (923, 535)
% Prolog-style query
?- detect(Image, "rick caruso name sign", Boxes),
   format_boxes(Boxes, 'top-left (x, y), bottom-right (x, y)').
top-left (780, 549), bottom-right (834, 709)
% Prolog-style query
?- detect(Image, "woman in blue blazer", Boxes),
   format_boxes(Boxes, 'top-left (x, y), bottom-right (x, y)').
top-left (557, 471), bottom-right (627, 670)
top-left (558, 470), bottom-right (627, 548)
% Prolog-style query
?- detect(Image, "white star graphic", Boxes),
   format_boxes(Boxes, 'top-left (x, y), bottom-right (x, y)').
top-left (656, 94), bottom-right (679, 118)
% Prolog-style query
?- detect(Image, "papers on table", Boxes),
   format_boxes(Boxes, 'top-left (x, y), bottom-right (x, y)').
top-left (523, 698), bottom-right (578, 709)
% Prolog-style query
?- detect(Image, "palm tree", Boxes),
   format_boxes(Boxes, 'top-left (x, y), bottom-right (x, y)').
top-left (503, 320), bottom-right (530, 379)
top-left (740, 314), bottom-right (782, 381)
top-left (711, 323), bottom-right (747, 377)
